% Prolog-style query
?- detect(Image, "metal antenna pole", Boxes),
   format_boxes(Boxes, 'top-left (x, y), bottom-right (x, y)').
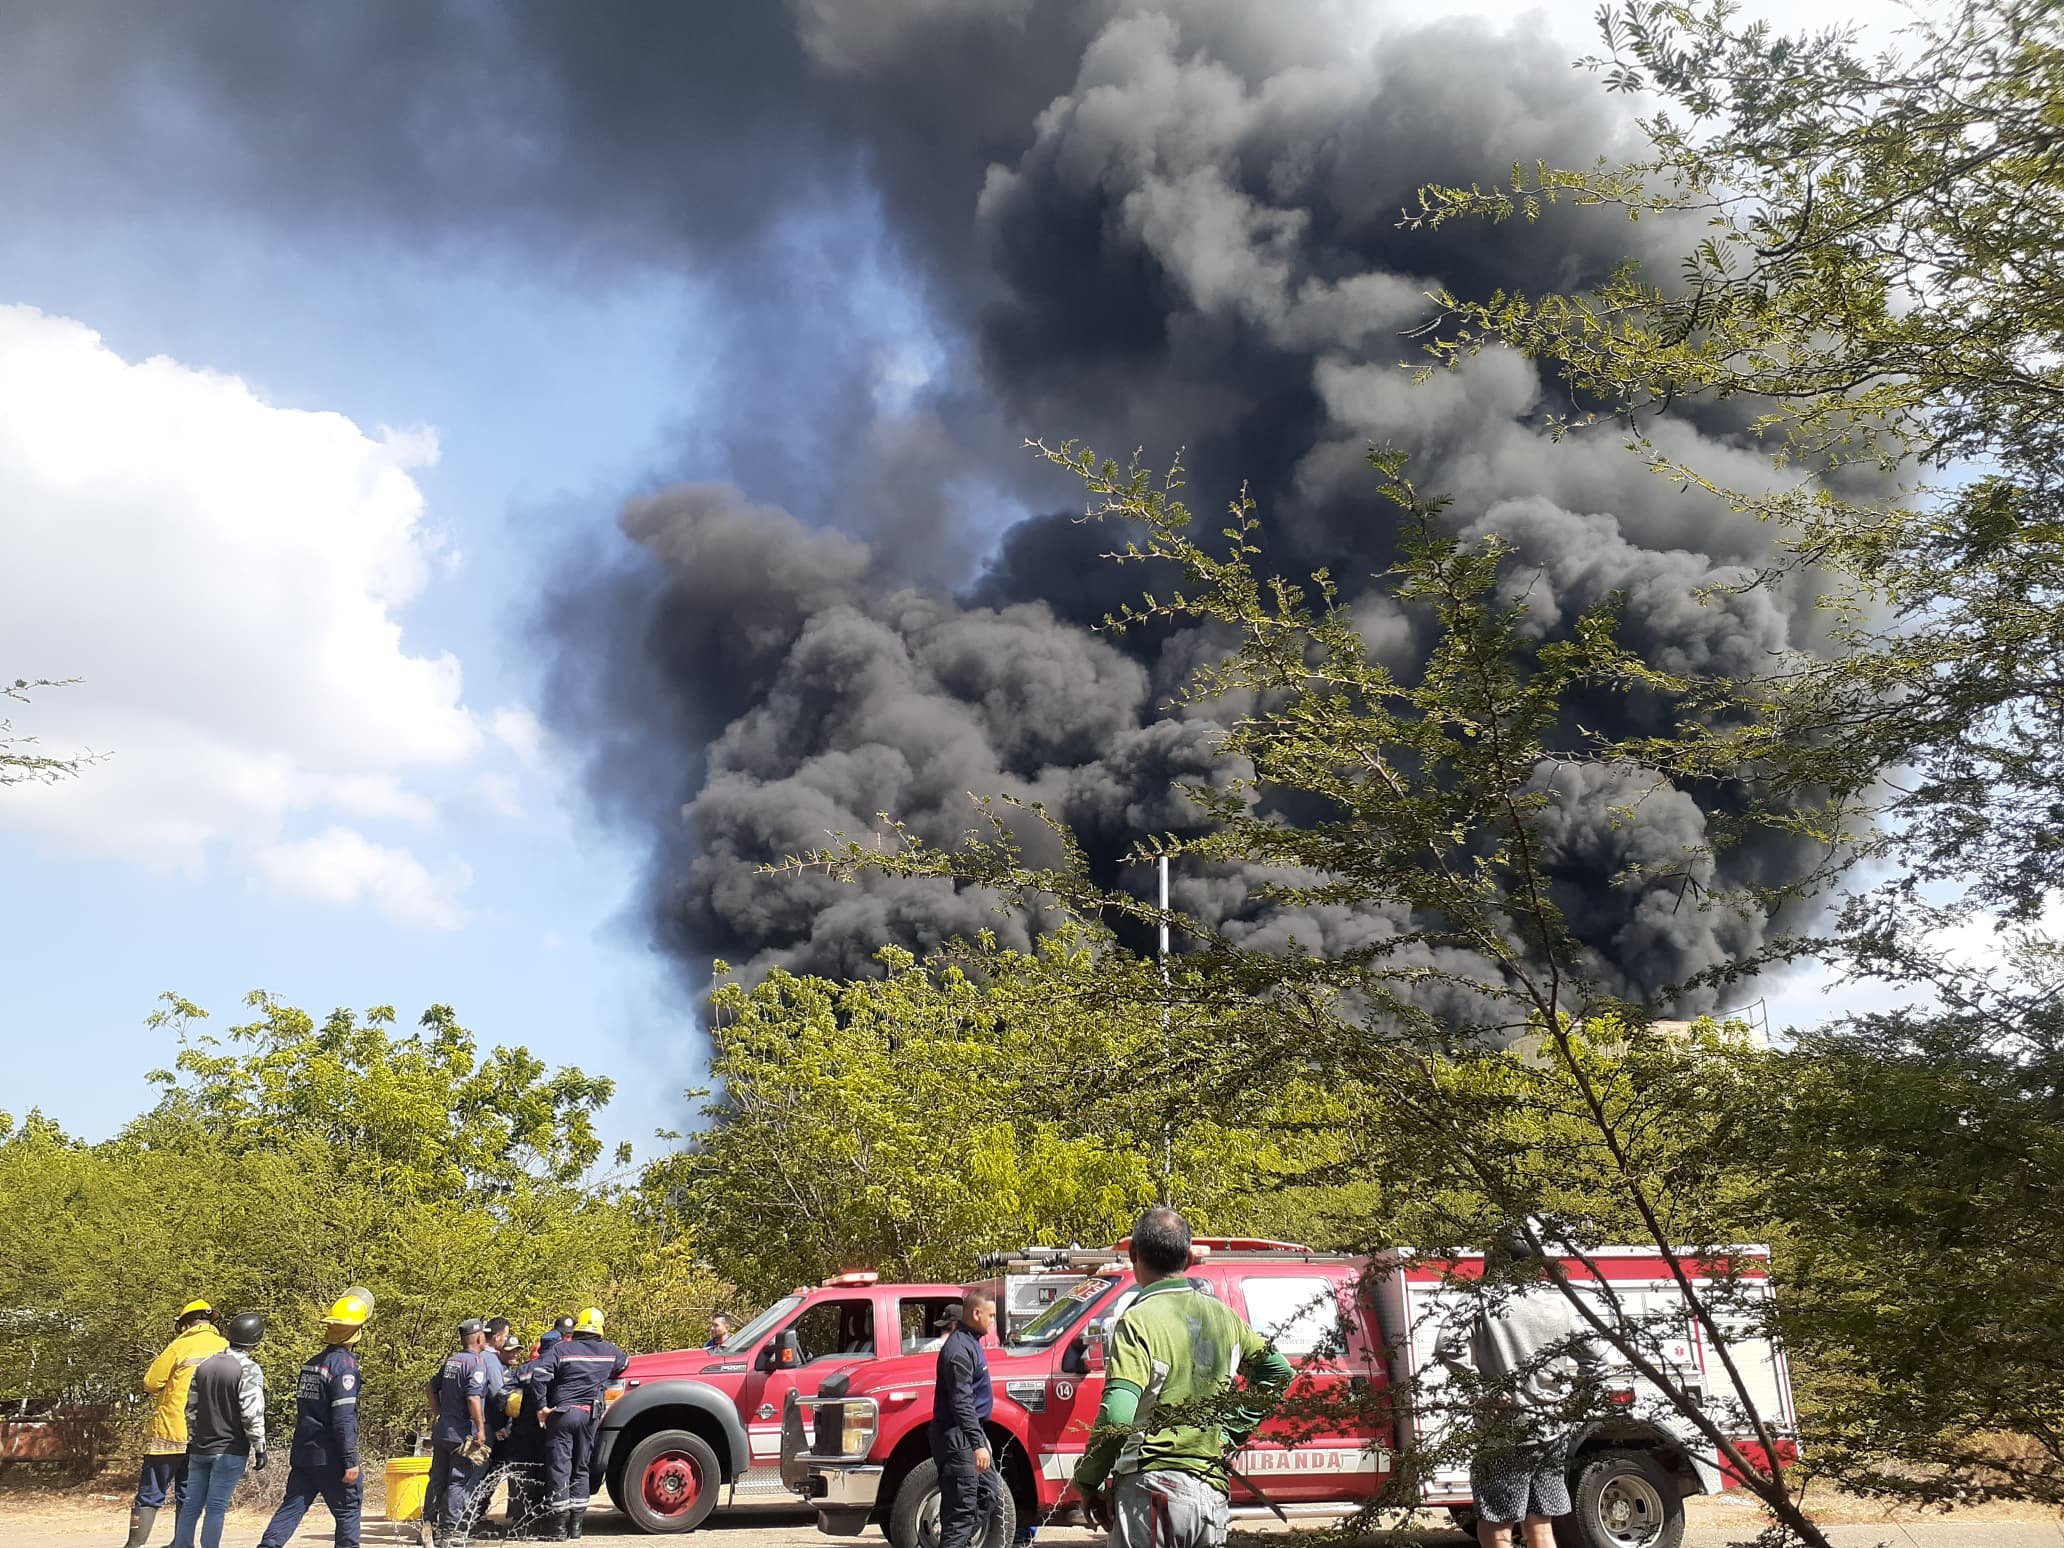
top-left (1159, 853), bottom-right (1173, 1206)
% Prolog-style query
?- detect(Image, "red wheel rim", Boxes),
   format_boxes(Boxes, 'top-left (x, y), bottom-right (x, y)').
top-left (642, 1450), bottom-right (705, 1517)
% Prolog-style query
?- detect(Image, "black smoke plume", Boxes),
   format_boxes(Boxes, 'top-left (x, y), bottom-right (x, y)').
top-left (2, 1), bottom-right (1828, 1005)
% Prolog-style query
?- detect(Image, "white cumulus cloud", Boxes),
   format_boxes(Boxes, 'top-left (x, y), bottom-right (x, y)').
top-left (0, 304), bottom-right (517, 924)
top-left (253, 827), bottom-right (471, 931)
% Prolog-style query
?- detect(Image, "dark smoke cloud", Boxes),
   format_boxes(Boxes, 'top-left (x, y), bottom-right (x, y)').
top-left (5, 1), bottom-right (1831, 1010)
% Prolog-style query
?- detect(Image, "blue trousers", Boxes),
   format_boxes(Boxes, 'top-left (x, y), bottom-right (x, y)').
top-left (256, 1460), bottom-right (361, 1548)
top-left (429, 1437), bottom-right (487, 1528)
top-left (541, 1406), bottom-right (595, 1514)
top-left (170, 1452), bottom-right (248, 1548)
top-left (134, 1453), bottom-right (189, 1509)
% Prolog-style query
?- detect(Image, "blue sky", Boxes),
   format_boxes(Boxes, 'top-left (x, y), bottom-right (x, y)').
top-left (0, 211), bottom-right (730, 1158)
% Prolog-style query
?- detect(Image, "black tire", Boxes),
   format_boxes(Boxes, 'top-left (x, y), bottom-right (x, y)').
top-left (618, 1428), bottom-right (724, 1534)
top-left (1554, 1449), bottom-right (1684, 1548)
top-left (886, 1457), bottom-right (1017, 1548)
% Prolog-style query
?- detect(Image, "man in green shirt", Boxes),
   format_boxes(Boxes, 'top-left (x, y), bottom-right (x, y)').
top-left (1071, 1208), bottom-right (1295, 1548)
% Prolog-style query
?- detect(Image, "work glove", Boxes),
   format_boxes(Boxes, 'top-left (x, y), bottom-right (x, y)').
top-left (252, 1448), bottom-right (268, 1473)
top-left (461, 1435), bottom-right (492, 1465)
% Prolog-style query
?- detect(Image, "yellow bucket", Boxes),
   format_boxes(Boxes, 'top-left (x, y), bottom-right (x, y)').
top-left (384, 1455), bottom-right (432, 1522)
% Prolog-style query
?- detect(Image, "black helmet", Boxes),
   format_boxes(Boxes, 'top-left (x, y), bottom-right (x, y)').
top-left (226, 1312), bottom-right (265, 1348)
top-left (552, 1315), bottom-right (575, 1336)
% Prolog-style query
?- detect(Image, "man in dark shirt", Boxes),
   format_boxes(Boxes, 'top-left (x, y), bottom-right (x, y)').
top-left (426, 1319), bottom-right (503, 1545)
top-left (524, 1306), bottom-right (629, 1541)
top-left (172, 1312), bottom-right (266, 1548)
top-left (930, 1288), bottom-right (998, 1548)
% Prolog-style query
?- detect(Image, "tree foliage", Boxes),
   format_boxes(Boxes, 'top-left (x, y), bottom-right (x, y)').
top-left (0, 996), bottom-right (718, 1455)
top-left (654, 934), bottom-right (1380, 1300)
top-left (1, 676), bottom-right (96, 787)
top-left (1403, 0), bottom-right (2064, 1507)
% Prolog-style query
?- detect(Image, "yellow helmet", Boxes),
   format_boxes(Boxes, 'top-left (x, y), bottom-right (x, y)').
top-left (326, 1287), bottom-right (374, 1328)
top-left (177, 1299), bottom-right (215, 1322)
top-left (573, 1307), bottom-right (605, 1334)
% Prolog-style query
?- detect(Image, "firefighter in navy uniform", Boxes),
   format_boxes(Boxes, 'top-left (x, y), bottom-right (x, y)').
top-left (931, 1288), bottom-right (999, 1548)
top-left (256, 1289), bottom-right (373, 1548)
top-left (523, 1306), bottom-right (628, 1541)
top-left (492, 1322), bottom-right (547, 1536)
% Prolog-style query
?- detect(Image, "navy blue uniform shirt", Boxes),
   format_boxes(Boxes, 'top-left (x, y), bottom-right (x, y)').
top-left (289, 1344), bottom-right (361, 1470)
top-left (523, 1333), bottom-right (628, 1414)
top-left (930, 1325), bottom-right (992, 1458)
top-left (430, 1348), bottom-right (504, 1444)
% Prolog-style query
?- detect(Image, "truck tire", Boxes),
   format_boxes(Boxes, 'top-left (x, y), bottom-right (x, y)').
top-left (887, 1458), bottom-right (1017, 1548)
top-left (619, 1428), bottom-right (724, 1534)
top-left (1555, 1449), bottom-right (1684, 1548)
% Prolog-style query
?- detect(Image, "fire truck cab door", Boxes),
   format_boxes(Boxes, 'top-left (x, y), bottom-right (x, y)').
top-left (1227, 1268), bottom-right (1387, 1505)
top-left (744, 1293), bottom-right (880, 1472)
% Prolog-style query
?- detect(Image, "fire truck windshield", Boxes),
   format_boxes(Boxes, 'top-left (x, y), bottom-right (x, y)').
top-left (1007, 1274), bottom-right (1121, 1349)
top-left (719, 1294), bottom-right (805, 1355)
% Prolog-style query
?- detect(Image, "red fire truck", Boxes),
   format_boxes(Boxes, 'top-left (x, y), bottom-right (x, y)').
top-left (594, 1272), bottom-right (980, 1534)
top-left (780, 1240), bottom-right (1796, 1548)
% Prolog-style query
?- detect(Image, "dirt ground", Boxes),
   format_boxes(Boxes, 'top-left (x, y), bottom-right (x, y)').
top-left (1, 1484), bottom-right (2060, 1548)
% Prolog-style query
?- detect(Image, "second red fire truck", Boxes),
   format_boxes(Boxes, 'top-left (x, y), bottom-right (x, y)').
top-left (779, 1239), bottom-right (1796, 1548)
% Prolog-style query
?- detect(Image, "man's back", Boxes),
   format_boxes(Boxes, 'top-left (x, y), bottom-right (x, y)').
top-left (186, 1348), bottom-right (263, 1457)
top-left (431, 1349), bottom-right (498, 1442)
top-left (1103, 1281), bottom-right (1284, 1490)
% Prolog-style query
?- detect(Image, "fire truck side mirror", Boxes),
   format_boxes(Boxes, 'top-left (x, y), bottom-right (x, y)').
top-left (1082, 1319), bottom-right (1109, 1373)
top-left (756, 1330), bottom-right (802, 1374)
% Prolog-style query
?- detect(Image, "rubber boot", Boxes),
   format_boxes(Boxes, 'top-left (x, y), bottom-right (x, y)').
top-left (122, 1506), bottom-right (157, 1548)
top-left (568, 1505), bottom-right (586, 1539)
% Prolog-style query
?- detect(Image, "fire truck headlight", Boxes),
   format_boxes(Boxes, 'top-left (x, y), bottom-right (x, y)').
top-left (840, 1400), bottom-right (877, 1457)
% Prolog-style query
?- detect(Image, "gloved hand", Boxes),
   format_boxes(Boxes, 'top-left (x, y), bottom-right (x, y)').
top-left (1082, 1485), bottom-right (1113, 1532)
top-left (252, 1448), bottom-right (268, 1473)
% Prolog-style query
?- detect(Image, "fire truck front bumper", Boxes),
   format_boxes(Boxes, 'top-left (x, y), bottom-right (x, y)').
top-left (801, 1463), bottom-right (883, 1535)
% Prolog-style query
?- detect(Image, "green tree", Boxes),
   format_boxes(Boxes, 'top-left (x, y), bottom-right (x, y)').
top-left (1732, 945), bottom-right (2064, 1504)
top-left (1403, 0), bottom-right (2064, 1505)
top-left (659, 934), bottom-right (1377, 1300)
top-left (0, 995), bottom-right (719, 1455)
top-left (136, 991), bottom-right (618, 1190)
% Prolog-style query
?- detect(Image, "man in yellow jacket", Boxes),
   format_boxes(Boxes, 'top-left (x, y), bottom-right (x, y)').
top-left (127, 1300), bottom-right (228, 1548)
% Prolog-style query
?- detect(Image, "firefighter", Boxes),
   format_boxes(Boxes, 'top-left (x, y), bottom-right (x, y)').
top-left (1071, 1208), bottom-right (1294, 1548)
top-left (531, 1314), bottom-right (575, 1361)
top-left (523, 1306), bottom-right (628, 1541)
top-left (490, 1322), bottom-right (546, 1536)
top-left (931, 1287), bottom-right (998, 1548)
top-left (126, 1299), bottom-right (228, 1547)
top-left (426, 1318), bottom-right (503, 1545)
top-left (255, 1288), bottom-right (373, 1548)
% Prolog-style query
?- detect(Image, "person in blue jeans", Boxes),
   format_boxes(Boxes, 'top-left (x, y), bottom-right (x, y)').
top-left (173, 1312), bottom-right (267, 1548)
